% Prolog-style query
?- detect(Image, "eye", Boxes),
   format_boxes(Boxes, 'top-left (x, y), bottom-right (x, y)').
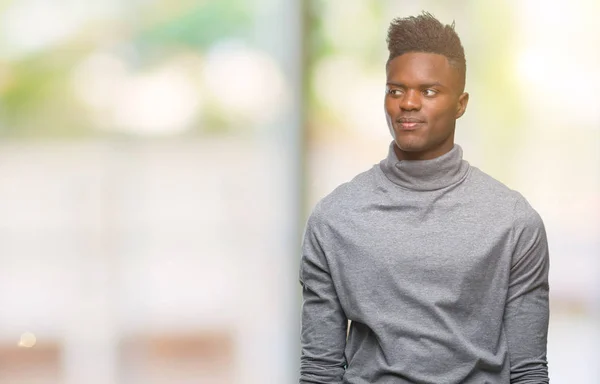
top-left (423, 89), bottom-right (438, 97)
top-left (387, 88), bottom-right (403, 97)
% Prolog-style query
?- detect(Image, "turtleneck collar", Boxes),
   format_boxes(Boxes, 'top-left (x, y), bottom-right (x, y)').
top-left (379, 141), bottom-right (470, 191)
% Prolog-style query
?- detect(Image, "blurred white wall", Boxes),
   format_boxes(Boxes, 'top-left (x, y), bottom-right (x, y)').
top-left (0, 138), bottom-right (294, 384)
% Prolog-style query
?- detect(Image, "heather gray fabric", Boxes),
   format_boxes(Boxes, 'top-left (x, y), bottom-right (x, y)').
top-left (299, 143), bottom-right (549, 384)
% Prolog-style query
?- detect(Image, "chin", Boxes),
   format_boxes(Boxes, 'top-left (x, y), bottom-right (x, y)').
top-left (393, 138), bottom-right (427, 153)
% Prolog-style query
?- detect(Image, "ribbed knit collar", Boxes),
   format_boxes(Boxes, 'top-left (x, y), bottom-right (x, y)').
top-left (379, 141), bottom-right (470, 191)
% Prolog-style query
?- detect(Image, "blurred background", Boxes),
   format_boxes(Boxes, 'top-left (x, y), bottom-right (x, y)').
top-left (0, 0), bottom-right (598, 383)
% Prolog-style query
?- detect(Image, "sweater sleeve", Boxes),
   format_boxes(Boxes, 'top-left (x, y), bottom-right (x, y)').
top-left (505, 198), bottom-right (550, 384)
top-left (299, 210), bottom-right (348, 384)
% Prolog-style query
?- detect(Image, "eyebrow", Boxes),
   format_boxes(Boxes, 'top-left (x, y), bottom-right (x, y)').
top-left (386, 81), bottom-right (446, 89)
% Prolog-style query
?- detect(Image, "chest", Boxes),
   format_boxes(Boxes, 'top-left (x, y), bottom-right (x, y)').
top-left (324, 207), bottom-right (513, 318)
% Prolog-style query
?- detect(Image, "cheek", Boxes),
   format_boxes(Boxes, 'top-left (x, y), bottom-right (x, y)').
top-left (426, 103), bottom-right (456, 126)
top-left (384, 97), bottom-right (397, 115)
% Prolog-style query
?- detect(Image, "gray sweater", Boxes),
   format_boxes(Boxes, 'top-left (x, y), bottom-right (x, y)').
top-left (299, 143), bottom-right (549, 384)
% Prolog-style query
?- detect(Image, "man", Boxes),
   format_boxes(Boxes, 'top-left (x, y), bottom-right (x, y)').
top-left (299, 12), bottom-right (549, 384)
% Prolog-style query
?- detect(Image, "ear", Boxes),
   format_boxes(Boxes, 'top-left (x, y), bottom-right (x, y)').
top-left (455, 92), bottom-right (469, 119)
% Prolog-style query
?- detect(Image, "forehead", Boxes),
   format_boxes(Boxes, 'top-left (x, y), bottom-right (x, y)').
top-left (386, 52), bottom-right (459, 87)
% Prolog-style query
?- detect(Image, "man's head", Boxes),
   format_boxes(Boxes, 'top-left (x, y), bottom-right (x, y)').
top-left (384, 12), bottom-right (469, 161)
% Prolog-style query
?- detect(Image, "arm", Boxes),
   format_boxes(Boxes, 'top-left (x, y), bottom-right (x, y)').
top-left (299, 212), bottom-right (348, 384)
top-left (505, 199), bottom-right (550, 384)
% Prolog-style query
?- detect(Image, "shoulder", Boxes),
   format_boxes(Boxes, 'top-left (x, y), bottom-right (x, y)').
top-left (471, 167), bottom-right (545, 239)
top-left (308, 165), bottom-right (379, 228)
top-left (466, 166), bottom-right (545, 227)
top-left (467, 167), bottom-right (533, 209)
top-left (468, 166), bottom-right (518, 200)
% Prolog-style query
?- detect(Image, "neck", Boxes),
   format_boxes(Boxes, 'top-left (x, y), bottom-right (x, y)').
top-left (380, 141), bottom-right (470, 191)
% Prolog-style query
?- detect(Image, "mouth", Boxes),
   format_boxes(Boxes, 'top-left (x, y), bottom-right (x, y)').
top-left (396, 118), bottom-right (425, 130)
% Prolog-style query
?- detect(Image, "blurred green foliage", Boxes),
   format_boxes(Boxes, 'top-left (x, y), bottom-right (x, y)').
top-left (135, 0), bottom-right (251, 52)
top-left (0, 0), bottom-right (252, 139)
top-left (0, 49), bottom-right (91, 138)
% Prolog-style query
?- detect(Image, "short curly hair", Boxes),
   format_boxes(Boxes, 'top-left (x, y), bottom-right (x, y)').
top-left (387, 12), bottom-right (466, 90)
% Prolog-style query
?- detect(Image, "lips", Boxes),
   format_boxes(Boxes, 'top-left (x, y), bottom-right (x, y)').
top-left (396, 117), bottom-right (425, 130)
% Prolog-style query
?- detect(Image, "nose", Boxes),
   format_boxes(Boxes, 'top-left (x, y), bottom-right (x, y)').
top-left (399, 89), bottom-right (421, 111)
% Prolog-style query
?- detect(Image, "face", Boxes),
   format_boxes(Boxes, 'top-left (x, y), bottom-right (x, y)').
top-left (384, 52), bottom-right (469, 161)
